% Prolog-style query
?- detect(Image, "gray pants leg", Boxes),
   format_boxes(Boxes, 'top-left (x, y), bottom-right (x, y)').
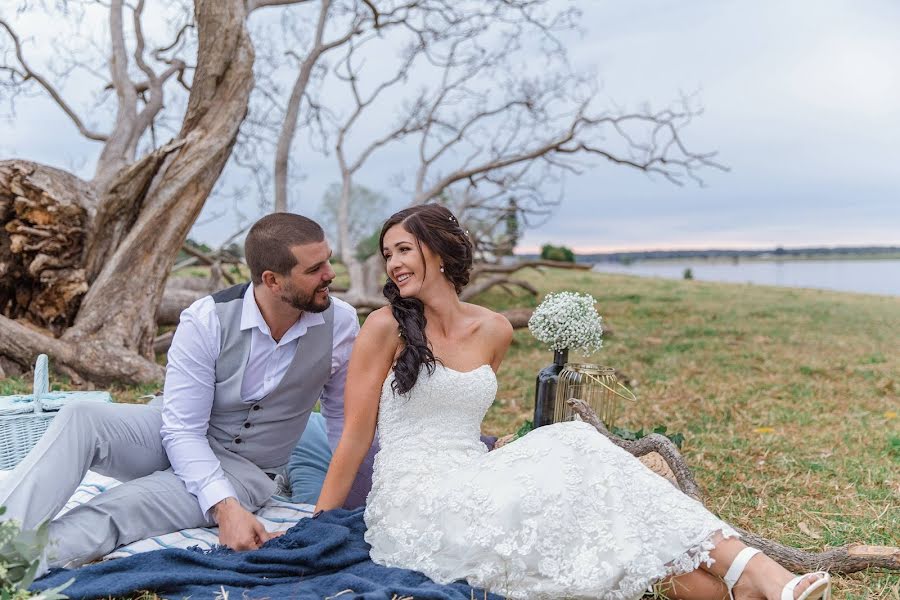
top-left (0, 402), bottom-right (170, 531)
top-left (47, 469), bottom-right (214, 568)
top-left (0, 402), bottom-right (211, 568)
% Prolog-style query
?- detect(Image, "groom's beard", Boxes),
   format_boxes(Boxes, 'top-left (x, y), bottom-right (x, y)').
top-left (282, 280), bottom-right (332, 313)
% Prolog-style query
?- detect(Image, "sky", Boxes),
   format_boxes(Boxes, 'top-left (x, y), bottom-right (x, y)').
top-left (2, 1), bottom-right (899, 253)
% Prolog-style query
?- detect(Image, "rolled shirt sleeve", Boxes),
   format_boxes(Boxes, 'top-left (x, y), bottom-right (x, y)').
top-left (160, 297), bottom-right (238, 517)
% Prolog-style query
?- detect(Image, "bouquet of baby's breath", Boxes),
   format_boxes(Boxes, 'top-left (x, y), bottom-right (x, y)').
top-left (528, 291), bottom-right (603, 355)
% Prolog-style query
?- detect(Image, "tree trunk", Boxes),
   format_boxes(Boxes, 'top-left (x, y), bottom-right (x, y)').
top-left (340, 254), bottom-right (385, 309)
top-left (0, 0), bottom-right (255, 385)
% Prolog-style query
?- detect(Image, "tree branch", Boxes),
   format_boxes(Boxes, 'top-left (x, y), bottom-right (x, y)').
top-left (0, 19), bottom-right (108, 141)
top-left (108, 0), bottom-right (137, 117)
top-left (458, 275), bottom-right (537, 301)
top-left (246, 0), bottom-right (314, 13)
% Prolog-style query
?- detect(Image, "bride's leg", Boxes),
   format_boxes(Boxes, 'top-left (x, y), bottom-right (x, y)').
top-left (655, 570), bottom-right (728, 599)
top-left (701, 535), bottom-right (825, 600)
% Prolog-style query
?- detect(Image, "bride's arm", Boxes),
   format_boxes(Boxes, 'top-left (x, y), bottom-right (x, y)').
top-left (315, 307), bottom-right (399, 512)
top-left (487, 310), bottom-right (514, 373)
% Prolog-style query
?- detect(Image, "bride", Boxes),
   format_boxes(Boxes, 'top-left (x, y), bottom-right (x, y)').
top-left (315, 204), bottom-right (831, 600)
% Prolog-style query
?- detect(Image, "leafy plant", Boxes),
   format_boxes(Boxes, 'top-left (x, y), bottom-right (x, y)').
top-left (539, 243), bottom-right (575, 263)
top-left (514, 420), bottom-right (534, 439)
top-left (0, 507), bottom-right (71, 599)
top-left (611, 425), bottom-right (685, 449)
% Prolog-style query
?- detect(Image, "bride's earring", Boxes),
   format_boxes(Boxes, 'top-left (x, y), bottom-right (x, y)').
top-left (440, 264), bottom-right (445, 273)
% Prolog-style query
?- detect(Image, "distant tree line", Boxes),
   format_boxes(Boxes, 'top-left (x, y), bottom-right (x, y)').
top-left (540, 244), bottom-right (576, 263)
top-left (523, 246), bottom-right (900, 264)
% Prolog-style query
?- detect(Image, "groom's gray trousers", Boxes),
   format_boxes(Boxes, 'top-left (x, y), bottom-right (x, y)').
top-left (0, 401), bottom-right (265, 569)
top-left (0, 284), bottom-right (338, 569)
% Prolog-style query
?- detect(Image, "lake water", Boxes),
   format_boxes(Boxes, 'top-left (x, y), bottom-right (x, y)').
top-left (590, 259), bottom-right (900, 297)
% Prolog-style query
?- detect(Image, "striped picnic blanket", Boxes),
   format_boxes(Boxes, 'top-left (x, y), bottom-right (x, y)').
top-left (0, 470), bottom-right (315, 558)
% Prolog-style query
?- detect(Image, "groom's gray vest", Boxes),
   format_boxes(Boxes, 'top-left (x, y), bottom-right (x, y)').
top-left (205, 283), bottom-right (334, 483)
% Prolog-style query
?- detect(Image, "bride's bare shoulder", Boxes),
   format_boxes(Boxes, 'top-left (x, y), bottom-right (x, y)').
top-left (464, 303), bottom-right (513, 339)
top-left (361, 306), bottom-right (400, 336)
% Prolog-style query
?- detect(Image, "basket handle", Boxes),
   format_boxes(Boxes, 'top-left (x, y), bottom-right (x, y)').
top-left (594, 377), bottom-right (638, 402)
top-left (33, 354), bottom-right (49, 413)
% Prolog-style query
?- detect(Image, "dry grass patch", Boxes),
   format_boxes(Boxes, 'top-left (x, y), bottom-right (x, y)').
top-left (472, 268), bottom-right (899, 598)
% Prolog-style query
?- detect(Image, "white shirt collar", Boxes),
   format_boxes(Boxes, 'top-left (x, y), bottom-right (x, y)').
top-left (240, 284), bottom-right (325, 345)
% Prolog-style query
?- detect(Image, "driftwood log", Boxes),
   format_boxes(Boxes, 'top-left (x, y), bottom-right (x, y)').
top-left (151, 258), bottom-right (593, 335)
top-left (459, 259), bottom-right (590, 303)
top-left (566, 398), bottom-right (900, 574)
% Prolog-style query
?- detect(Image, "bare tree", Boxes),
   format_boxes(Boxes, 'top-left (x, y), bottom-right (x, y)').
top-left (272, 0), bottom-right (374, 213)
top-left (329, 34), bottom-right (431, 305)
top-left (0, 0), bottom-right (720, 382)
top-left (0, 0), bottom-right (312, 384)
top-left (317, 1), bottom-right (722, 307)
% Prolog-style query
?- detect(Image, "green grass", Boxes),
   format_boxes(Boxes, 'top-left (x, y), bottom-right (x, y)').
top-left (2, 268), bottom-right (897, 597)
top-left (470, 268), bottom-right (899, 598)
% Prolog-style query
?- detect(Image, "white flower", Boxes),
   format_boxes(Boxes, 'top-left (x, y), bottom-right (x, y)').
top-left (527, 291), bottom-right (603, 355)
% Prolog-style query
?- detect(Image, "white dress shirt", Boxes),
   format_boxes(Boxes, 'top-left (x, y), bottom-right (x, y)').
top-left (160, 284), bottom-right (359, 516)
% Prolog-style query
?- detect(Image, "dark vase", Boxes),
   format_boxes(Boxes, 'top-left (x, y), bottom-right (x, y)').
top-left (533, 348), bottom-right (568, 428)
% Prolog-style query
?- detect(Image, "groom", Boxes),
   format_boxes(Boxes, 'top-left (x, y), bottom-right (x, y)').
top-left (0, 213), bottom-right (370, 571)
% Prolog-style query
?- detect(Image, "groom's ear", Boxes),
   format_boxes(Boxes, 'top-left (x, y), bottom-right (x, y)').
top-left (260, 270), bottom-right (281, 292)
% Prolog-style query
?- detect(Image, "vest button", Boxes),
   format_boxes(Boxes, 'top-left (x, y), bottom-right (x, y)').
top-left (252, 405), bottom-right (261, 411)
top-left (234, 437), bottom-right (242, 444)
top-left (243, 422), bottom-right (252, 429)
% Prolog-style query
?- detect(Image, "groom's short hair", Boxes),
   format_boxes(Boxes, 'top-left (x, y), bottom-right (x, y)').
top-left (245, 213), bottom-right (325, 285)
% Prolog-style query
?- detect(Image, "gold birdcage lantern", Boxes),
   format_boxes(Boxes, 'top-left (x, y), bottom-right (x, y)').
top-left (553, 364), bottom-right (636, 428)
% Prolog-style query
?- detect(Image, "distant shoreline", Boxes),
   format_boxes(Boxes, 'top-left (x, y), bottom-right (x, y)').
top-left (517, 246), bottom-right (900, 264)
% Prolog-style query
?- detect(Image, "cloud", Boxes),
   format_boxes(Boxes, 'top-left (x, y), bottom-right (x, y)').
top-left (2, 0), bottom-right (898, 250)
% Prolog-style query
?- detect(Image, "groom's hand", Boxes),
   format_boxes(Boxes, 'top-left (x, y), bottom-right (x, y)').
top-left (213, 497), bottom-right (278, 551)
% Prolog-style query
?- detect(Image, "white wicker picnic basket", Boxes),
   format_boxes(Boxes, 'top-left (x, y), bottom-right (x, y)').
top-left (0, 354), bottom-right (112, 470)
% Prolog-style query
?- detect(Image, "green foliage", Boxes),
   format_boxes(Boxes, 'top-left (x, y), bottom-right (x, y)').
top-left (514, 419), bottom-right (533, 439)
top-left (0, 507), bottom-right (71, 599)
top-left (610, 425), bottom-right (685, 449)
top-left (682, 268), bottom-right (693, 280)
top-left (495, 198), bottom-right (521, 257)
top-left (221, 242), bottom-right (244, 260)
top-left (174, 238), bottom-right (213, 264)
top-left (540, 244), bottom-right (575, 263)
top-left (354, 229), bottom-right (383, 262)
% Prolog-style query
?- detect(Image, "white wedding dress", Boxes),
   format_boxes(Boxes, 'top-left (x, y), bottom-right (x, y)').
top-left (364, 364), bottom-right (738, 599)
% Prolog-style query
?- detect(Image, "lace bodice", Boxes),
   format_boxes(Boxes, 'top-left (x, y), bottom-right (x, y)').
top-left (374, 364), bottom-right (496, 475)
top-left (364, 365), bottom-right (737, 600)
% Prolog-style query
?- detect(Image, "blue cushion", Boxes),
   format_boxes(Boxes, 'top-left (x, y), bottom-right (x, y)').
top-left (288, 412), bottom-right (333, 505)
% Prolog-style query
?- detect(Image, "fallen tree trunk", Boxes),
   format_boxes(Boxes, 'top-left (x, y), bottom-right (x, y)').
top-left (158, 287), bottom-right (208, 326)
top-left (470, 259), bottom-right (591, 278)
top-left (567, 398), bottom-right (900, 574)
top-left (459, 259), bottom-right (591, 301)
top-left (0, 162), bottom-right (96, 335)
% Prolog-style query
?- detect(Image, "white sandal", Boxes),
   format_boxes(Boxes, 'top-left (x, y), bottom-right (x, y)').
top-left (780, 571), bottom-right (831, 600)
top-left (724, 547), bottom-right (762, 600)
top-left (723, 547), bottom-right (832, 600)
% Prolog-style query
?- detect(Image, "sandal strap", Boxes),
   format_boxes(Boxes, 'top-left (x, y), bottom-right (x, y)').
top-left (781, 572), bottom-right (830, 600)
top-left (724, 547), bottom-right (762, 598)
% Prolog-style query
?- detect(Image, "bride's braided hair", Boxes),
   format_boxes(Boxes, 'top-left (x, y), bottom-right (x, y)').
top-left (379, 204), bottom-right (473, 395)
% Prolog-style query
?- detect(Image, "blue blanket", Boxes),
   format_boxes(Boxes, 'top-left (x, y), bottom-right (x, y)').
top-left (33, 509), bottom-right (503, 599)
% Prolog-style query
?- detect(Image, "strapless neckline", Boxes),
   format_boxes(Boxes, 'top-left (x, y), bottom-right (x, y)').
top-left (435, 363), bottom-right (492, 376)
